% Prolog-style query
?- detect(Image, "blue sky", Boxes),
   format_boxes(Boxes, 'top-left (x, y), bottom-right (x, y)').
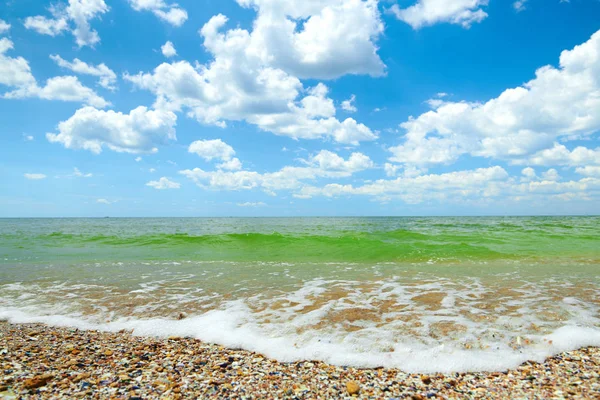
top-left (1, 0), bottom-right (599, 217)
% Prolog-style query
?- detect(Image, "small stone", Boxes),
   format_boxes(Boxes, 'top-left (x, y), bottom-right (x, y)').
top-left (346, 381), bottom-right (360, 395)
top-left (72, 373), bottom-right (91, 383)
top-left (22, 374), bottom-right (53, 389)
top-left (421, 375), bottom-right (432, 385)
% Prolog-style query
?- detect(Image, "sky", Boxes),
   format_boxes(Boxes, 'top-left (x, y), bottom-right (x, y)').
top-left (1, 0), bottom-right (599, 217)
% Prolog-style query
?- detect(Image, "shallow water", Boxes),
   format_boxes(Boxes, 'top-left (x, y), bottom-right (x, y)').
top-left (1, 217), bottom-right (599, 372)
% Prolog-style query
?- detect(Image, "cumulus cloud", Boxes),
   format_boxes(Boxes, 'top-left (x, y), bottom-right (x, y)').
top-left (389, 0), bottom-right (489, 29)
top-left (235, 0), bottom-right (385, 79)
top-left (129, 0), bottom-right (188, 27)
top-left (23, 15), bottom-right (69, 36)
top-left (0, 39), bottom-right (108, 107)
top-left (24, 173), bottom-right (47, 180)
top-left (576, 166), bottom-right (600, 177)
top-left (390, 29), bottom-right (600, 169)
top-left (46, 106), bottom-right (177, 154)
top-left (24, 0), bottom-right (109, 47)
top-left (0, 19), bottom-right (11, 34)
top-left (5, 76), bottom-right (109, 107)
top-left (513, 0), bottom-right (528, 12)
top-left (124, 2), bottom-right (381, 145)
top-left (50, 55), bottom-right (117, 90)
top-left (0, 38), bottom-right (37, 89)
top-left (188, 139), bottom-right (243, 171)
top-left (146, 177), bottom-right (181, 189)
top-left (521, 167), bottom-right (537, 180)
top-left (188, 139), bottom-right (235, 161)
top-left (125, 60), bottom-right (376, 144)
top-left (341, 94), bottom-right (357, 113)
top-left (518, 144), bottom-right (600, 167)
top-left (384, 163), bottom-right (400, 177)
top-left (217, 158), bottom-right (243, 171)
top-left (180, 150), bottom-right (373, 194)
top-left (296, 166), bottom-right (508, 202)
top-left (291, 164), bottom-right (600, 206)
top-left (161, 41), bottom-right (177, 58)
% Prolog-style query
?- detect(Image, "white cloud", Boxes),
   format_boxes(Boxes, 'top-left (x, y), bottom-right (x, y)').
top-left (135, 157), bottom-right (142, 162)
top-left (50, 55), bottom-right (117, 90)
top-left (341, 94), bottom-right (357, 113)
top-left (149, 168), bottom-right (156, 173)
top-left (187, 139), bottom-right (244, 171)
top-left (425, 92), bottom-right (451, 109)
top-left (46, 106), bottom-right (177, 154)
top-left (520, 144), bottom-right (600, 167)
top-left (0, 19), bottom-right (11, 34)
top-left (513, 0), bottom-right (527, 12)
top-left (129, 0), bottom-right (188, 27)
top-left (389, 0), bottom-right (489, 29)
top-left (0, 38), bottom-right (37, 89)
top-left (146, 176), bottom-right (181, 189)
top-left (124, 2), bottom-right (382, 145)
top-left (96, 198), bottom-right (113, 204)
top-left (217, 158), bottom-right (243, 171)
top-left (292, 164), bottom-right (600, 206)
top-left (188, 139), bottom-right (236, 162)
top-left (237, 202), bottom-right (266, 207)
top-left (390, 29), bottom-right (600, 168)
top-left (521, 167), bottom-right (536, 180)
top-left (73, 167), bottom-right (93, 178)
top-left (5, 76), bottom-right (110, 108)
top-left (384, 163), bottom-right (399, 177)
top-left (542, 168), bottom-right (560, 181)
top-left (24, 173), bottom-right (47, 180)
top-left (235, 0), bottom-right (385, 79)
top-left (126, 61), bottom-right (377, 144)
top-left (576, 166), bottom-right (600, 177)
top-left (23, 134), bottom-right (34, 141)
top-left (180, 150), bottom-right (373, 194)
top-left (161, 41), bottom-right (177, 58)
top-left (1, 40), bottom-right (108, 107)
top-left (24, 0), bottom-right (109, 47)
top-left (296, 166), bottom-right (509, 203)
top-left (23, 15), bottom-right (69, 36)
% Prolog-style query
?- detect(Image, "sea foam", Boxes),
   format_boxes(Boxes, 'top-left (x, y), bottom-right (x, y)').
top-left (2, 299), bottom-right (600, 374)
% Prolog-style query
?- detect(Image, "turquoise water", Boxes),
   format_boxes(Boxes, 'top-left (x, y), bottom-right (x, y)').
top-left (1, 217), bottom-right (599, 372)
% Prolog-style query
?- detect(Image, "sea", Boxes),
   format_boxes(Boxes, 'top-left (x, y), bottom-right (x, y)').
top-left (1, 216), bottom-right (599, 373)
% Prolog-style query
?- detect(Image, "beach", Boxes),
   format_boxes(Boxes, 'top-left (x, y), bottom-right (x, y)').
top-left (1, 217), bottom-right (600, 397)
top-left (2, 321), bottom-right (600, 399)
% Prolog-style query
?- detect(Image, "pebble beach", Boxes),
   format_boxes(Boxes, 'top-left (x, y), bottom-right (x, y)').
top-left (2, 322), bottom-right (600, 399)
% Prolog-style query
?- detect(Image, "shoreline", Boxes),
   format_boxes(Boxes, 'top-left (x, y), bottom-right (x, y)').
top-left (2, 322), bottom-right (600, 399)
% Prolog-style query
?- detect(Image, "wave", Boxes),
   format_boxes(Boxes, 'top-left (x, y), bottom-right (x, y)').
top-left (2, 304), bottom-right (600, 374)
top-left (2, 225), bottom-right (599, 263)
top-left (1, 230), bottom-right (520, 263)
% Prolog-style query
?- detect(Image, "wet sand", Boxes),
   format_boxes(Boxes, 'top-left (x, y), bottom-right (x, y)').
top-left (1, 322), bottom-right (599, 399)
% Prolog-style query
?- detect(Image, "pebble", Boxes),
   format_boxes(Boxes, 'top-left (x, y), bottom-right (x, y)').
top-left (346, 380), bottom-right (360, 395)
top-left (1, 322), bottom-right (600, 399)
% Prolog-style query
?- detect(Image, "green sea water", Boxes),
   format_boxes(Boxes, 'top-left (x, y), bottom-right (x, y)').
top-left (1, 216), bottom-right (599, 372)
top-left (1, 216), bottom-right (598, 264)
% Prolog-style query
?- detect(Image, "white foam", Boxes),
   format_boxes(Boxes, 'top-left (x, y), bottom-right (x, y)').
top-left (2, 302), bottom-right (600, 374)
top-left (2, 269), bottom-right (600, 374)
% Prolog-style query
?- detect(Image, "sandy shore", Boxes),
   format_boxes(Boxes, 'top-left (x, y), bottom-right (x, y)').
top-left (1, 322), bottom-right (599, 399)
